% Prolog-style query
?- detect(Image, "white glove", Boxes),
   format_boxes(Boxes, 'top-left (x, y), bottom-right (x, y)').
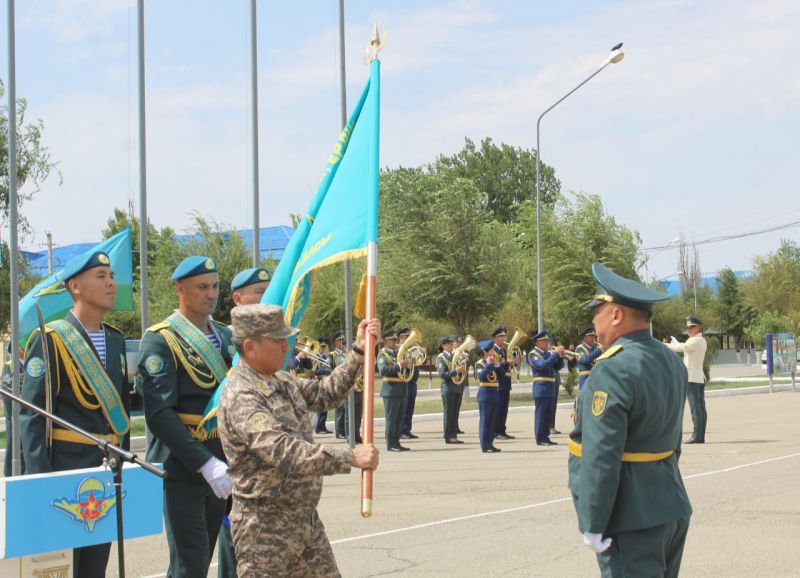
top-left (670, 336), bottom-right (679, 344)
top-left (583, 532), bottom-right (612, 553)
top-left (199, 457), bottom-right (233, 500)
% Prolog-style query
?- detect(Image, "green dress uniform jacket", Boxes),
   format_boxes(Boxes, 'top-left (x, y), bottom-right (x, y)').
top-left (20, 311), bottom-right (130, 474)
top-left (568, 329), bottom-right (692, 535)
top-left (138, 319), bottom-right (234, 481)
top-left (377, 348), bottom-right (406, 397)
top-left (436, 351), bottom-right (463, 394)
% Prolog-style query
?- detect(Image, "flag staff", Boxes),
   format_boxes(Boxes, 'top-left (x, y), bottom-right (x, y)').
top-left (136, 0), bottom-right (149, 331)
top-left (361, 24), bottom-right (384, 518)
top-left (7, 0), bottom-right (22, 477)
top-left (249, 0), bottom-right (260, 266)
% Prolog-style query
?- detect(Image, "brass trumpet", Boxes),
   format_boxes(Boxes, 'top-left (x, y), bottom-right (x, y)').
top-left (559, 349), bottom-right (580, 360)
top-left (294, 337), bottom-right (332, 369)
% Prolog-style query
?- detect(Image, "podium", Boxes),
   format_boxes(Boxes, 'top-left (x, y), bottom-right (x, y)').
top-left (0, 464), bottom-right (163, 576)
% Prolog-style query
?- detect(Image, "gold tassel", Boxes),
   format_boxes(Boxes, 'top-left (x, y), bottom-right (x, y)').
top-left (353, 273), bottom-right (367, 318)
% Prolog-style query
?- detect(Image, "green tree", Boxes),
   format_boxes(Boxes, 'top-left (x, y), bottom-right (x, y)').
top-left (743, 239), bottom-right (800, 325)
top-left (713, 268), bottom-right (753, 348)
top-left (435, 137), bottom-right (560, 224)
top-left (1, 80), bottom-right (60, 236)
top-left (745, 310), bottom-right (794, 350)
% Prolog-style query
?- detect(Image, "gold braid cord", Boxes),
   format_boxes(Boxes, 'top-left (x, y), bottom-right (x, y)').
top-left (160, 330), bottom-right (220, 389)
top-left (49, 333), bottom-right (101, 411)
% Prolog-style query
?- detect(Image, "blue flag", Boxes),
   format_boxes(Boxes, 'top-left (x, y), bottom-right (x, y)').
top-left (18, 227), bottom-right (134, 348)
top-left (198, 60), bottom-right (381, 437)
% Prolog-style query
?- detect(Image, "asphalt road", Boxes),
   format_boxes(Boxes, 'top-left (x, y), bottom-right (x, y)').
top-left (114, 389), bottom-right (800, 577)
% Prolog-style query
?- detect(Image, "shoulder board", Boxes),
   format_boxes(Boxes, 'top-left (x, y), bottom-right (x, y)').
top-left (104, 323), bottom-right (124, 335)
top-left (596, 344), bottom-right (623, 362)
top-left (145, 321), bottom-right (171, 333)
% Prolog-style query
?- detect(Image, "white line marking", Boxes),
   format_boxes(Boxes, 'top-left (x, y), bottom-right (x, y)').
top-left (136, 451), bottom-right (800, 575)
top-left (330, 450), bottom-right (800, 547)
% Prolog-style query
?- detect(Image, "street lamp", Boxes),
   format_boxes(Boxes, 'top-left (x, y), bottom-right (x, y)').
top-left (535, 43), bottom-right (625, 332)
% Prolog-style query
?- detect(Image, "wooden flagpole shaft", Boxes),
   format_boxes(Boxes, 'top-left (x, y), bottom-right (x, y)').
top-left (361, 241), bottom-right (378, 517)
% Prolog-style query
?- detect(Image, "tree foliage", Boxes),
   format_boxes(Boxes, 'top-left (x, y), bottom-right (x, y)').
top-left (1, 80), bottom-right (60, 237)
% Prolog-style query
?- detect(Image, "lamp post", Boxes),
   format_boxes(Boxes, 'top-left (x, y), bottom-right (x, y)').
top-left (535, 44), bottom-right (624, 332)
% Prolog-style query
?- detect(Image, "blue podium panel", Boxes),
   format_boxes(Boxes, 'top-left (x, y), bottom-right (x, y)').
top-left (0, 463), bottom-right (163, 559)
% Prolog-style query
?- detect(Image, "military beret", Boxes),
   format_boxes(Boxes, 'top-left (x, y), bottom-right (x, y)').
top-left (171, 256), bottom-right (217, 282)
top-left (439, 336), bottom-right (455, 346)
top-left (397, 327), bottom-right (411, 337)
top-left (580, 326), bottom-right (596, 337)
top-left (477, 339), bottom-right (494, 353)
top-left (586, 263), bottom-right (669, 312)
top-left (685, 316), bottom-right (703, 328)
top-left (60, 250), bottom-right (111, 282)
top-left (492, 326), bottom-right (507, 337)
top-left (382, 328), bottom-right (398, 340)
top-left (231, 267), bottom-right (271, 291)
top-left (530, 330), bottom-right (551, 342)
top-left (231, 304), bottom-right (299, 340)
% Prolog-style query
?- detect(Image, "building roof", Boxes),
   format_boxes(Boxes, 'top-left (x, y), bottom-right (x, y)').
top-left (657, 270), bottom-right (753, 297)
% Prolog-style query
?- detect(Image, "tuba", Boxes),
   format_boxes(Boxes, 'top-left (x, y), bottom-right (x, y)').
top-left (397, 328), bottom-right (426, 382)
top-left (451, 335), bottom-right (476, 385)
top-left (506, 327), bottom-right (526, 381)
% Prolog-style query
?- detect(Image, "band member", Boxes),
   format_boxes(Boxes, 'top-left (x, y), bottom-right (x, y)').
top-left (289, 341), bottom-right (315, 378)
top-left (436, 336), bottom-right (464, 444)
top-left (313, 337), bottom-right (333, 434)
top-left (452, 335), bottom-right (468, 433)
top-left (492, 326), bottom-right (515, 440)
top-left (331, 331), bottom-right (348, 439)
top-left (230, 267), bottom-right (271, 306)
top-left (576, 326), bottom-right (603, 390)
top-left (139, 256), bottom-right (235, 578)
top-left (20, 250), bottom-right (130, 577)
top-left (377, 329), bottom-right (410, 452)
top-left (475, 340), bottom-right (503, 453)
top-left (529, 331), bottom-right (564, 446)
top-left (398, 327), bottom-right (420, 440)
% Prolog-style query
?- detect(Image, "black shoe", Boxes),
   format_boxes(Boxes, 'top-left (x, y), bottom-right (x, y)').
top-left (445, 438), bottom-right (464, 444)
top-left (457, 429), bottom-right (465, 434)
top-left (355, 437), bottom-right (363, 444)
top-left (316, 429), bottom-right (332, 434)
top-left (388, 446), bottom-right (403, 452)
top-left (550, 429), bottom-right (561, 435)
top-left (537, 441), bottom-right (557, 446)
top-left (504, 434), bottom-right (516, 439)
top-left (686, 438), bottom-right (704, 444)
top-left (482, 447), bottom-right (501, 453)
top-left (335, 434), bottom-right (346, 439)
top-left (495, 433), bottom-right (511, 440)
top-left (398, 444), bottom-right (411, 451)
top-left (407, 433), bottom-right (419, 439)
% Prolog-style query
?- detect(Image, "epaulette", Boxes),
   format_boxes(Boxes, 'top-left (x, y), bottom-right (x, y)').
top-left (104, 323), bottom-right (124, 335)
top-left (596, 344), bottom-right (623, 362)
top-left (145, 321), bottom-right (171, 333)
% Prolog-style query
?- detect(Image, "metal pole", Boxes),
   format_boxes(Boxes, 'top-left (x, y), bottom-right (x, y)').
top-left (7, 0), bottom-right (22, 477)
top-left (136, 0), bottom-right (149, 332)
top-left (337, 0), bottom-right (356, 447)
top-left (46, 231), bottom-right (53, 274)
top-left (249, 0), bottom-right (260, 266)
top-left (534, 53), bottom-right (620, 332)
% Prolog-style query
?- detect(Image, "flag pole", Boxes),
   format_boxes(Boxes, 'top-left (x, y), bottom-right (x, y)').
top-left (361, 28), bottom-right (382, 518)
top-left (136, 0), bottom-right (149, 332)
top-left (249, 0), bottom-right (260, 266)
top-left (7, 0), bottom-right (23, 477)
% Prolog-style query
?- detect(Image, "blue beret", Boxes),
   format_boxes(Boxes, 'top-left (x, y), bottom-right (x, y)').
top-left (530, 330), bottom-right (551, 342)
top-left (580, 325), bottom-right (596, 337)
top-left (586, 263), bottom-right (669, 312)
top-left (60, 250), bottom-right (111, 282)
top-left (492, 326), bottom-right (507, 337)
top-left (231, 267), bottom-right (271, 291)
top-left (685, 316), bottom-right (703, 328)
top-left (477, 339), bottom-right (494, 353)
top-left (171, 256), bottom-right (217, 282)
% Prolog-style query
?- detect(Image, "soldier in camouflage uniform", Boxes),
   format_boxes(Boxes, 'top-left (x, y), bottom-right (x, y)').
top-left (218, 304), bottom-right (380, 577)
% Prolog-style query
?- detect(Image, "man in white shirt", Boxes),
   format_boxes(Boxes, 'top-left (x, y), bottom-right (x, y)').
top-left (666, 316), bottom-right (708, 443)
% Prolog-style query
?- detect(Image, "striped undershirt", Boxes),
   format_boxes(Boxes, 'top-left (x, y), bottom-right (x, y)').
top-left (87, 330), bottom-right (107, 366)
top-left (205, 330), bottom-right (221, 351)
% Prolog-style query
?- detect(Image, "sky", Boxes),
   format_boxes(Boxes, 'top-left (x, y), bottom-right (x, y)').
top-left (2, 0), bottom-right (799, 280)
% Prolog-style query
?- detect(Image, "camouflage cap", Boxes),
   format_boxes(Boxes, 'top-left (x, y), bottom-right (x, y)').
top-left (231, 304), bottom-right (300, 340)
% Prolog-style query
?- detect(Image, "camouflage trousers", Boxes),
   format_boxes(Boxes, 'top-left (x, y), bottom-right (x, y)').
top-left (230, 505), bottom-right (340, 577)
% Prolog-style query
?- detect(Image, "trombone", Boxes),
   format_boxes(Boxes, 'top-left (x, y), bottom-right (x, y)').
top-left (294, 337), bottom-right (332, 369)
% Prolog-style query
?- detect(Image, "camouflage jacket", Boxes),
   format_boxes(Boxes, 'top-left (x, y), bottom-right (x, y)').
top-left (218, 352), bottom-right (361, 512)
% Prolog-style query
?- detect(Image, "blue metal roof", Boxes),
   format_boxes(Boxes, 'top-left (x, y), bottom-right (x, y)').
top-left (23, 226), bottom-right (294, 277)
top-left (657, 270), bottom-right (753, 297)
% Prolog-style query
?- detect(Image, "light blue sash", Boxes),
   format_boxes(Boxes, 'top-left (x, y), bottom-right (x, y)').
top-left (49, 320), bottom-right (130, 436)
top-left (165, 313), bottom-right (228, 384)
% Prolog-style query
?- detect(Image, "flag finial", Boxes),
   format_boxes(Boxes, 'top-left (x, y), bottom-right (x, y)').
top-left (365, 23), bottom-right (387, 64)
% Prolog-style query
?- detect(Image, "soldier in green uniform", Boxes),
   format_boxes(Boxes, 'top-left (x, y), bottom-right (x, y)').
top-left (218, 266), bottom-right (270, 578)
top-left (20, 250), bottom-right (130, 577)
top-left (568, 263), bottom-right (692, 577)
top-left (377, 329), bottom-right (410, 452)
top-left (138, 256), bottom-right (235, 578)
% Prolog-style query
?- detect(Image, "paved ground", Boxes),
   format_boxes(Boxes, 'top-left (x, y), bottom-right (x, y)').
top-left (112, 389), bottom-right (800, 578)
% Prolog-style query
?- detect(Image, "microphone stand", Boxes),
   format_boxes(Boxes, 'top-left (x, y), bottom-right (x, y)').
top-left (0, 386), bottom-right (164, 578)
